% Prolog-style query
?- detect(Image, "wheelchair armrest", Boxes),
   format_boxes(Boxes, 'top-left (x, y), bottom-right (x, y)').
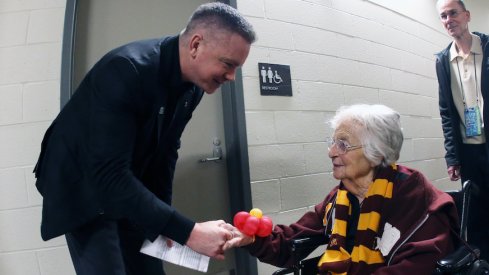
top-left (436, 245), bottom-right (480, 273)
top-left (271, 236), bottom-right (327, 275)
top-left (290, 235), bottom-right (328, 254)
top-left (272, 267), bottom-right (296, 275)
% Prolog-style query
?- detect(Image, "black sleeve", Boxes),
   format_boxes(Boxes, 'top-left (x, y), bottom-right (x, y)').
top-left (436, 57), bottom-right (459, 167)
top-left (87, 56), bottom-right (194, 243)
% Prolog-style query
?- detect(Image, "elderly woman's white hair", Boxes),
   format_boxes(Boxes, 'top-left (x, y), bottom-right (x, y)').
top-left (330, 104), bottom-right (403, 167)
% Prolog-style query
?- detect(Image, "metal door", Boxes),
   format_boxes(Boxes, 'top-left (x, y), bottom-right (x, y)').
top-left (72, 0), bottom-right (235, 274)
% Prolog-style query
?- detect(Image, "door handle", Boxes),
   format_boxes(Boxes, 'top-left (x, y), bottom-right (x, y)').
top-left (199, 156), bottom-right (222, 162)
top-left (199, 138), bottom-right (223, 163)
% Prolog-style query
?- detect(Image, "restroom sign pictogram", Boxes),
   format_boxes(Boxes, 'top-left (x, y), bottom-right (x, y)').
top-left (258, 63), bottom-right (292, 96)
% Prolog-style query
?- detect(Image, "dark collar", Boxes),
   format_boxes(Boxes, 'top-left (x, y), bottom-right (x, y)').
top-left (159, 35), bottom-right (193, 92)
top-left (473, 32), bottom-right (488, 49)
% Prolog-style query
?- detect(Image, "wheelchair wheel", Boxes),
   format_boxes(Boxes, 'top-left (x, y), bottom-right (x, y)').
top-left (468, 259), bottom-right (489, 275)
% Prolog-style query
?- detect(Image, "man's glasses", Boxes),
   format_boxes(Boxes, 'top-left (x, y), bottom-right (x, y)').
top-left (326, 137), bottom-right (363, 155)
top-left (439, 9), bottom-right (465, 21)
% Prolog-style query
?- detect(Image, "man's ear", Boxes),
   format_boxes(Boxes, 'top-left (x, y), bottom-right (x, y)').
top-left (189, 33), bottom-right (203, 59)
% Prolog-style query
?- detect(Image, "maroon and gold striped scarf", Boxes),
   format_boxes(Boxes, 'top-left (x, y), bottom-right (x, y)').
top-left (317, 169), bottom-right (395, 274)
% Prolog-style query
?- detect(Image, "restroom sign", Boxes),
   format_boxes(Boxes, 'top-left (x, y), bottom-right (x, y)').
top-left (258, 63), bottom-right (292, 96)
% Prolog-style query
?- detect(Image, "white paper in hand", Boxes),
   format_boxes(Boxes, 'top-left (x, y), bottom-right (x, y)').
top-left (140, 235), bottom-right (209, 272)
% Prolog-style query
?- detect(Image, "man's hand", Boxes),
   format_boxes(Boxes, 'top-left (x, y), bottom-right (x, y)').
top-left (447, 165), bottom-right (461, 181)
top-left (186, 220), bottom-right (232, 260)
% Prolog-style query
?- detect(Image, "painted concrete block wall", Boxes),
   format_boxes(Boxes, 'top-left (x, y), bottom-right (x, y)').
top-left (0, 1), bottom-right (75, 274)
top-left (237, 0), bottom-right (480, 273)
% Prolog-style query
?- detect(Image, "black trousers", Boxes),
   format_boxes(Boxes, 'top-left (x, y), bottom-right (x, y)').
top-left (460, 143), bottom-right (489, 261)
top-left (65, 217), bottom-right (164, 275)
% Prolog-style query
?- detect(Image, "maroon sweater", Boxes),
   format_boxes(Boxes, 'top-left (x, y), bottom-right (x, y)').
top-left (247, 165), bottom-right (459, 274)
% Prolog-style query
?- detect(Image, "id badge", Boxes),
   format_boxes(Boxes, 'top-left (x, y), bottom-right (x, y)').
top-left (464, 106), bottom-right (482, 137)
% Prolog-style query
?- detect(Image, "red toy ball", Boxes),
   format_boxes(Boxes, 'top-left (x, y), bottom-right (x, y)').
top-left (256, 216), bottom-right (273, 237)
top-left (241, 216), bottom-right (260, 236)
top-left (233, 211), bottom-right (250, 230)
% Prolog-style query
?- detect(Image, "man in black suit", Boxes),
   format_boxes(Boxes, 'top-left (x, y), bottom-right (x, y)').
top-left (33, 2), bottom-right (256, 274)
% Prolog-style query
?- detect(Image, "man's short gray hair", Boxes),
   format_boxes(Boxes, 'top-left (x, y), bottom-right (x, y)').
top-left (436, 0), bottom-right (467, 11)
top-left (182, 2), bottom-right (256, 44)
top-left (330, 104), bottom-right (404, 167)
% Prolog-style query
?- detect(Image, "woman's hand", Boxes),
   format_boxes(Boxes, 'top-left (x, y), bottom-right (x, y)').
top-left (220, 223), bottom-right (255, 250)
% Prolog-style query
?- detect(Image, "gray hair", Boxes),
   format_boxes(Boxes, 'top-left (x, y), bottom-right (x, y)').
top-left (436, 0), bottom-right (467, 11)
top-left (182, 2), bottom-right (256, 44)
top-left (330, 104), bottom-right (403, 167)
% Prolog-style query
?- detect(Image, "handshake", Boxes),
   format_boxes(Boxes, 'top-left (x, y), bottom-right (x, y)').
top-left (185, 208), bottom-right (273, 260)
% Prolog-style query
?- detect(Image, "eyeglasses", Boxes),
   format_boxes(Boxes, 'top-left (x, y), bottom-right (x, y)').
top-left (439, 9), bottom-right (465, 21)
top-left (326, 137), bottom-right (363, 155)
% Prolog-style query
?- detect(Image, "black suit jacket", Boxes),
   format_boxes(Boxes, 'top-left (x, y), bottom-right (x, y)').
top-left (34, 35), bottom-right (204, 243)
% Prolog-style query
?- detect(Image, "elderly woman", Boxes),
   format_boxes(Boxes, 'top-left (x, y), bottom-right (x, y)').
top-left (225, 104), bottom-right (459, 274)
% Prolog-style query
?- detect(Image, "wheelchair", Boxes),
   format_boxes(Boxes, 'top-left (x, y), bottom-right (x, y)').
top-left (273, 180), bottom-right (489, 275)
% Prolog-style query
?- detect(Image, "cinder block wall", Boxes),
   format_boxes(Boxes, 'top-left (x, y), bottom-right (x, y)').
top-left (237, 0), bottom-right (485, 273)
top-left (0, 1), bottom-right (75, 275)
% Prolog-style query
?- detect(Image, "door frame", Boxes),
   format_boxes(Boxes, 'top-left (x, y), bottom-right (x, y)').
top-left (60, 1), bottom-right (257, 274)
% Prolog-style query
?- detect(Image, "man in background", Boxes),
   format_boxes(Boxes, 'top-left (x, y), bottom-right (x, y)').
top-left (435, 0), bottom-right (489, 260)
